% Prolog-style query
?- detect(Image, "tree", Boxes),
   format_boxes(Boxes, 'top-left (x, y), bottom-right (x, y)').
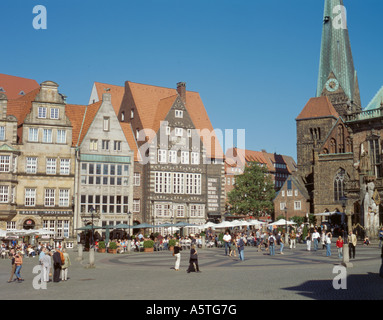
top-left (227, 161), bottom-right (275, 216)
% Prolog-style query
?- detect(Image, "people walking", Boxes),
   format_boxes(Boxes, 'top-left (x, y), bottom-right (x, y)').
top-left (173, 241), bottom-right (182, 271)
top-left (7, 248), bottom-right (16, 283)
top-left (61, 248), bottom-right (71, 281)
top-left (229, 238), bottom-right (237, 258)
top-left (237, 235), bottom-right (245, 261)
top-left (336, 236), bottom-right (344, 259)
top-left (41, 250), bottom-right (52, 283)
top-left (306, 232), bottom-right (311, 251)
top-left (321, 230), bottom-right (326, 249)
top-left (223, 231), bottom-right (231, 256)
top-left (280, 232), bottom-right (285, 254)
top-left (325, 232), bottom-right (332, 256)
top-left (187, 244), bottom-right (200, 273)
top-left (52, 250), bottom-right (62, 282)
top-left (348, 231), bottom-right (357, 259)
top-left (312, 229), bottom-right (320, 251)
top-left (268, 233), bottom-right (276, 256)
top-left (290, 231), bottom-right (296, 249)
top-left (14, 251), bottom-right (23, 282)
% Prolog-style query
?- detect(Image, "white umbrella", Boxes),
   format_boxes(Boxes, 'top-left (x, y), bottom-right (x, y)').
top-left (197, 222), bottom-right (217, 230)
top-left (213, 221), bottom-right (234, 229)
top-left (230, 220), bottom-right (250, 227)
top-left (31, 228), bottom-right (55, 235)
top-left (268, 219), bottom-right (297, 226)
top-left (248, 220), bottom-right (265, 227)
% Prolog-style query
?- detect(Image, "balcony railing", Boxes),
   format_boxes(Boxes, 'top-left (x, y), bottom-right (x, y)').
top-left (346, 107), bottom-right (383, 122)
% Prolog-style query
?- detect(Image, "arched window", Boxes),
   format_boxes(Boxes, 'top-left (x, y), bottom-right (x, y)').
top-left (334, 169), bottom-right (346, 201)
top-left (346, 137), bottom-right (353, 153)
top-left (337, 125), bottom-right (344, 153)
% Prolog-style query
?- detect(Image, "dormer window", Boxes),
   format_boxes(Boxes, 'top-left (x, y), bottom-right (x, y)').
top-left (175, 110), bottom-right (183, 118)
top-left (19, 91), bottom-right (25, 96)
top-left (0, 87), bottom-right (4, 92)
top-left (130, 109), bottom-right (134, 119)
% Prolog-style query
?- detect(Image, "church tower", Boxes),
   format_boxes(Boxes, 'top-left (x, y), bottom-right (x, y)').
top-left (316, 0), bottom-right (361, 118)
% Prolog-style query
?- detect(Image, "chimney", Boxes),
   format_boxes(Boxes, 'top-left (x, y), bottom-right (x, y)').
top-left (177, 82), bottom-right (186, 104)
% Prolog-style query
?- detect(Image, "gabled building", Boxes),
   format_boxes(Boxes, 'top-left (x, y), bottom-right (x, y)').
top-left (5, 81), bottom-right (76, 244)
top-left (66, 92), bottom-right (135, 234)
top-left (110, 80), bottom-right (225, 233)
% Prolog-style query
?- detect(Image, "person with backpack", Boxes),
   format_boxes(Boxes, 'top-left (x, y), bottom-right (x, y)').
top-left (236, 235), bottom-right (245, 261)
top-left (268, 233), bottom-right (276, 256)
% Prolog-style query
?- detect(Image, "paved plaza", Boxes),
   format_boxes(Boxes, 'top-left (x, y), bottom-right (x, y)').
top-left (1, 241), bottom-right (382, 301)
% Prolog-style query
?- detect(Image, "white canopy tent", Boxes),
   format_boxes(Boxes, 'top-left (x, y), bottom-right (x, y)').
top-left (268, 219), bottom-right (297, 226)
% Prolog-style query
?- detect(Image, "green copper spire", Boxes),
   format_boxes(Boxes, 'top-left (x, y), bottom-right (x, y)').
top-left (316, 0), bottom-right (360, 108)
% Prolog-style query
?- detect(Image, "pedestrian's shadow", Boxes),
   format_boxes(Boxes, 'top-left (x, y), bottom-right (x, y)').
top-left (282, 272), bottom-right (383, 300)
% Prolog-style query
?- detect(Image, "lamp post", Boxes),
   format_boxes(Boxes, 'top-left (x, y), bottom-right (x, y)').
top-left (127, 211), bottom-right (132, 252)
top-left (88, 206), bottom-right (95, 268)
top-left (284, 206), bottom-right (289, 244)
top-left (340, 196), bottom-right (353, 268)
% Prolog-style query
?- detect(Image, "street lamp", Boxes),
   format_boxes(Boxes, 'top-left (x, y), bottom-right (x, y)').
top-left (127, 210), bottom-right (132, 252)
top-left (340, 196), bottom-right (353, 268)
top-left (89, 206), bottom-right (95, 248)
top-left (284, 205), bottom-right (289, 244)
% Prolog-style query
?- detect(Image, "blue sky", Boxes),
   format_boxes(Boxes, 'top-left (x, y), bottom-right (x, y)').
top-left (2, 0), bottom-right (383, 161)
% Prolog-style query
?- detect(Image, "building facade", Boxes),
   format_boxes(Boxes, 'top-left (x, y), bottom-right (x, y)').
top-left (296, 0), bottom-right (383, 237)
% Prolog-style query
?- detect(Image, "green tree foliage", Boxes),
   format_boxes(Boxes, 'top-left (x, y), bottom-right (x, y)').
top-left (227, 162), bottom-right (275, 216)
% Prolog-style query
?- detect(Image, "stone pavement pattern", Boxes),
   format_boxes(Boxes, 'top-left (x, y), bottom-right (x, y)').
top-left (0, 242), bottom-right (382, 300)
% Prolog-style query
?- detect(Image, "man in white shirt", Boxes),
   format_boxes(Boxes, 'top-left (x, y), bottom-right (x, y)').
top-left (223, 231), bottom-right (231, 256)
top-left (312, 229), bottom-right (320, 251)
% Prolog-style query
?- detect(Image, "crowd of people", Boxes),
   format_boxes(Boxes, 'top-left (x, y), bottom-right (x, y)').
top-left (2, 242), bottom-right (71, 284)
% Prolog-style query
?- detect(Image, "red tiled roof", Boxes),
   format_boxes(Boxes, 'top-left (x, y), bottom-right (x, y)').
top-left (296, 96), bottom-right (339, 120)
top-left (0, 74), bottom-right (39, 100)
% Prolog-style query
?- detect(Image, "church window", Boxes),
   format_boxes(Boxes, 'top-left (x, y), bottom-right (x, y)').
top-left (334, 169), bottom-right (346, 201)
top-left (368, 138), bottom-right (381, 178)
top-left (346, 137), bottom-right (353, 153)
top-left (337, 125), bottom-right (345, 153)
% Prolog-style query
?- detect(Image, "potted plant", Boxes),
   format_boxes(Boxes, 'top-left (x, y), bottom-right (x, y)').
top-left (143, 240), bottom-right (154, 252)
top-left (98, 241), bottom-right (106, 253)
top-left (108, 241), bottom-right (117, 254)
top-left (168, 239), bottom-right (176, 251)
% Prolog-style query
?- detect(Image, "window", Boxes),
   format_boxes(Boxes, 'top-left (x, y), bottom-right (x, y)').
top-left (334, 169), bottom-right (346, 201)
top-left (168, 150), bottom-right (177, 164)
top-left (90, 139), bottom-right (98, 151)
top-left (57, 129), bottom-right (66, 143)
top-left (294, 201), bottom-right (301, 210)
top-left (134, 173), bottom-right (140, 186)
top-left (181, 151), bottom-right (189, 164)
top-left (28, 128), bottom-right (38, 142)
top-left (173, 173), bottom-right (184, 194)
top-left (0, 186), bottom-right (9, 203)
top-left (369, 138), bottom-right (381, 178)
top-left (25, 188), bottom-right (36, 206)
top-left (103, 117), bottom-right (110, 131)
top-left (158, 149), bottom-right (167, 163)
top-left (176, 205), bottom-right (185, 217)
top-left (114, 141), bottom-right (121, 151)
top-left (46, 158), bottom-right (56, 174)
top-left (0, 127), bottom-right (5, 140)
top-left (60, 159), bottom-right (70, 175)
top-left (45, 189), bottom-right (55, 207)
top-left (280, 202), bottom-right (286, 210)
top-left (121, 112), bottom-right (125, 121)
top-left (166, 126), bottom-right (171, 135)
top-left (102, 140), bottom-right (110, 150)
top-left (175, 110), bottom-right (183, 118)
top-left (190, 204), bottom-right (204, 217)
top-left (0, 155), bottom-right (10, 172)
top-left (38, 107), bottom-right (47, 118)
top-left (26, 157), bottom-right (37, 174)
top-left (191, 152), bottom-right (199, 165)
top-left (50, 108), bottom-right (59, 119)
top-left (187, 129), bottom-right (192, 138)
top-left (43, 129), bottom-right (52, 143)
top-left (294, 189), bottom-right (298, 197)
top-left (133, 199), bottom-right (140, 213)
top-left (59, 189), bottom-right (70, 207)
top-left (130, 109), bottom-right (134, 119)
top-left (175, 128), bottom-right (183, 137)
